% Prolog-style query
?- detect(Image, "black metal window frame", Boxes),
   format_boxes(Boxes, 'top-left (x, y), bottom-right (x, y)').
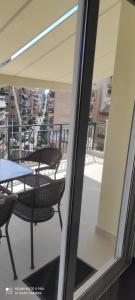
top-left (57, 0), bottom-right (135, 300)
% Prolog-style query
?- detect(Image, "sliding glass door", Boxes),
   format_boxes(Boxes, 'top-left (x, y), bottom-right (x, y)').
top-left (57, 0), bottom-right (135, 299)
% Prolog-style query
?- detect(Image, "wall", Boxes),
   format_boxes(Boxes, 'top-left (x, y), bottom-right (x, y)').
top-left (97, 0), bottom-right (135, 236)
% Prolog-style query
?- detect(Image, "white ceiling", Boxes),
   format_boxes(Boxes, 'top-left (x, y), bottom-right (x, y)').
top-left (0, 0), bottom-right (121, 88)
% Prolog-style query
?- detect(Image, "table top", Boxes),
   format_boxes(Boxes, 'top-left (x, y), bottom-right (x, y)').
top-left (0, 159), bottom-right (32, 184)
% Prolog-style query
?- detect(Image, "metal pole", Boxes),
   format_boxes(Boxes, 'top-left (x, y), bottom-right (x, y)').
top-left (7, 126), bottom-right (10, 159)
top-left (103, 119), bottom-right (108, 153)
top-left (12, 86), bottom-right (22, 159)
top-left (59, 124), bottom-right (62, 151)
top-left (92, 121), bottom-right (96, 150)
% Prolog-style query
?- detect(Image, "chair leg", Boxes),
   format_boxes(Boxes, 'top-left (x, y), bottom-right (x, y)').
top-left (5, 223), bottom-right (18, 280)
top-left (11, 181), bottom-right (13, 193)
top-left (30, 222), bottom-right (34, 269)
top-left (54, 169), bottom-right (57, 180)
top-left (24, 177), bottom-right (26, 191)
top-left (6, 182), bottom-right (9, 191)
top-left (58, 204), bottom-right (62, 230)
top-left (6, 181), bottom-right (12, 193)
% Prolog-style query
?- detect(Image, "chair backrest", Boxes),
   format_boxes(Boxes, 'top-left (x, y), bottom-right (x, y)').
top-left (18, 178), bottom-right (65, 209)
top-left (0, 194), bottom-right (17, 228)
top-left (10, 149), bottom-right (32, 161)
top-left (24, 147), bottom-right (62, 169)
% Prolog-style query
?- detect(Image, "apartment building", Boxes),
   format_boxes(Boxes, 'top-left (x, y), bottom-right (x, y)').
top-left (0, 88), bottom-right (8, 157)
top-left (54, 77), bottom-right (112, 151)
top-left (0, 94), bottom-right (7, 126)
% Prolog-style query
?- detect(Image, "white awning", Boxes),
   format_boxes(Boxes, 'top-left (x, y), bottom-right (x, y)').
top-left (0, 0), bottom-right (121, 88)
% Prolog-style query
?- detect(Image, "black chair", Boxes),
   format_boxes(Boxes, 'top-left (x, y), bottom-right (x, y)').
top-left (10, 149), bottom-right (32, 162)
top-left (0, 193), bottom-right (18, 280)
top-left (18, 147), bottom-right (62, 188)
top-left (13, 178), bottom-right (65, 269)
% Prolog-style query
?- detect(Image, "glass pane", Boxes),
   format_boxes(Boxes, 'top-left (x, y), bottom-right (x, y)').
top-left (0, 1), bottom-right (78, 299)
top-left (74, 0), bottom-right (135, 297)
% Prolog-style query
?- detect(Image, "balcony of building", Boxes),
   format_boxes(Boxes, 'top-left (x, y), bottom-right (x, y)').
top-left (0, 1), bottom-right (135, 299)
top-left (0, 121), bottom-right (116, 299)
top-left (0, 139), bottom-right (115, 300)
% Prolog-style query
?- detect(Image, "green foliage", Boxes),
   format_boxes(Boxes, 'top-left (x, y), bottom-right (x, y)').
top-left (40, 125), bottom-right (46, 131)
top-left (44, 111), bottom-right (48, 118)
top-left (30, 136), bottom-right (35, 144)
top-left (13, 127), bottom-right (19, 133)
top-left (96, 143), bottom-right (104, 151)
top-left (37, 138), bottom-right (45, 146)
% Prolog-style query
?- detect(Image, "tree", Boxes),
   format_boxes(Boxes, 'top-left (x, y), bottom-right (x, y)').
top-left (30, 136), bottom-right (35, 144)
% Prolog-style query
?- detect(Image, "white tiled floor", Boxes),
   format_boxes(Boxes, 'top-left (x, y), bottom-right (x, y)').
top-left (0, 156), bottom-right (115, 299)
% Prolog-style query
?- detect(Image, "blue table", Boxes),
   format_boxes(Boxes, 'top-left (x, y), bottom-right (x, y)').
top-left (0, 159), bottom-right (32, 184)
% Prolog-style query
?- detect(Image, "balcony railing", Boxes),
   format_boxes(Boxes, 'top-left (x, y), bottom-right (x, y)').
top-left (0, 121), bottom-right (107, 160)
